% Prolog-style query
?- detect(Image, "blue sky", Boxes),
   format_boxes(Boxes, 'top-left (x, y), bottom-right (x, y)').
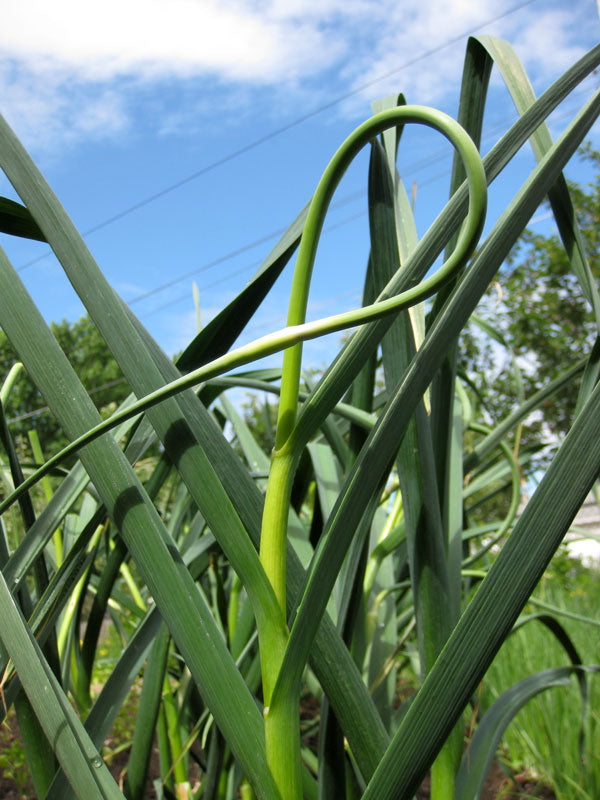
top-left (1, 0), bottom-right (599, 374)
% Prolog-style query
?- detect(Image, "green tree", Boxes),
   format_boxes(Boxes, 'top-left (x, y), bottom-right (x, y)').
top-left (1, 315), bottom-right (130, 456)
top-left (459, 145), bottom-right (600, 460)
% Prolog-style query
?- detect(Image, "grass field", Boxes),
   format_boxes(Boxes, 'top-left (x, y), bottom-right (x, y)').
top-left (482, 549), bottom-right (600, 799)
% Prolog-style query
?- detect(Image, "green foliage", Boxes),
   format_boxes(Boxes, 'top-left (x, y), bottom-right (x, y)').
top-left (483, 553), bottom-right (600, 799)
top-left (460, 145), bottom-right (600, 458)
top-left (0, 315), bottom-right (130, 455)
top-left (0, 713), bottom-right (32, 796)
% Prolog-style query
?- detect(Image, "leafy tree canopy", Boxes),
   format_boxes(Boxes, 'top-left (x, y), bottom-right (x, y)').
top-left (1, 315), bottom-right (130, 456)
top-left (459, 145), bottom-right (600, 460)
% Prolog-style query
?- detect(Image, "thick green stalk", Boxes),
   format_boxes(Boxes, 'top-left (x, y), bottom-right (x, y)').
top-left (258, 106), bottom-right (486, 799)
top-left (259, 448), bottom-right (299, 798)
top-left (260, 452), bottom-right (295, 623)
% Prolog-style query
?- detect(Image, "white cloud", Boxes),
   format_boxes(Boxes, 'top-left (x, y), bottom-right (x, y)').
top-left (0, 62), bottom-right (129, 151)
top-left (509, 9), bottom-right (587, 77)
top-left (1, 0), bottom-right (339, 82)
top-left (342, 0), bottom-right (599, 112)
top-left (0, 0), bottom-right (344, 150)
top-left (0, 0), bottom-right (597, 152)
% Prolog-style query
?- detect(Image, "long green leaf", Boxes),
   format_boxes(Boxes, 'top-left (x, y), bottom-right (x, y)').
top-left (369, 114), bottom-right (450, 679)
top-left (427, 38), bottom-right (492, 613)
top-left (367, 112), bottom-right (452, 772)
top-left (455, 666), bottom-right (599, 800)
top-left (0, 570), bottom-right (125, 798)
top-left (476, 35), bottom-right (600, 328)
top-left (0, 195), bottom-right (46, 241)
top-left (0, 244), bottom-right (278, 799)
top-left (475, 34), bottom-right (600, 411)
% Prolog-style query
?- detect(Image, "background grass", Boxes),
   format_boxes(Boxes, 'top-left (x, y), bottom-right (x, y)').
top-left (482, 549), bottom-right (600, 799)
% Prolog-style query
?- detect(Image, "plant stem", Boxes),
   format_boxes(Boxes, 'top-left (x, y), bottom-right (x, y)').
top-left (259, 451), bottom-right (295, 617)
top-left (263, 688), bottom-right (302, 800)
top-left (255, 106), bottom-right (486, 799)
top-left (259, 447), bottom-right (299, 798)
top-left (27, 430), bottom-right (63, 567)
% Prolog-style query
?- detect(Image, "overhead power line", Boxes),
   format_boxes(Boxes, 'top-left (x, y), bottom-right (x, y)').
top-left (16, 0), bottom-right (539, 273)
top-left (130, 189), bottom-right (365, 307)
top-left (139, 209), bottom-right (367, 319)
top-left (135, 88), bottom-right (595, 319)
top-left (8, 377), bottom-right (128, 424)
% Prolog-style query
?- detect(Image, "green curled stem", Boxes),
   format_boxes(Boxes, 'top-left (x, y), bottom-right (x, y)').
top-left (257, 106), bottom-right (486, 797)
top-left (0, 106), bottom-right (487, 800)
top-left (274, 105), bottom-right (487, 452)
top-left (259, 105), bottom-right (486, 622)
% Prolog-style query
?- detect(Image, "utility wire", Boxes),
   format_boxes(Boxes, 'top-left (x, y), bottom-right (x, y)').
top-left (8, 377), bottom-right (128, 424)
top-left (140, 209), bottom-right (368, 318)
top-left (131, 111), bottom-right (528, 310)
top-left (130, 189), bottom-right (365, 306)
top-left (4, 203), bottom-right (566, 423)
top-left (136, 89), bottom-right (594, 319)
top-left (140, 262), bottom-right (260, 318)
top-left (16, 0), bottom-right (539, 273)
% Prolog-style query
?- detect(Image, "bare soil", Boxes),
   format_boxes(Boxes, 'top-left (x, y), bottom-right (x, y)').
top-left (416, 761), bottom-right (557, 799)
top-left (0, 708), bottom-right (557, 799)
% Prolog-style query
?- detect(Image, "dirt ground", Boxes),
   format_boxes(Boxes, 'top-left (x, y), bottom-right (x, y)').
top-left (0, 710), bottom-right (557, 799)
top-left (0, 755), bottom-right (558, 800)
top-left (416, 761), bottom-right (557, 799)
